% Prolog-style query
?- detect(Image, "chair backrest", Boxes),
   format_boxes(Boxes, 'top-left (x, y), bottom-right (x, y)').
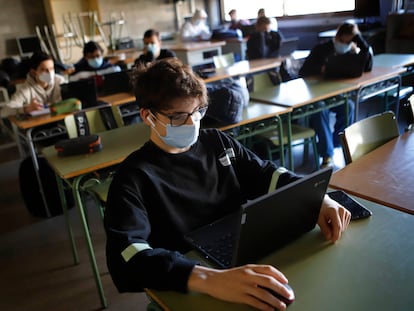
top-left (252, 72), bottom-right (274, 92)
top-left (213, 53), bottom-right (235, 69)
top-left (64, 106), bottom-right (124, 138)
top-left (340, 111), bottom-right (400, 164)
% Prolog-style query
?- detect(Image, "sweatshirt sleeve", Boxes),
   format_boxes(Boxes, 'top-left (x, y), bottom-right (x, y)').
top-left (104, 167), bottom-right (198, 293)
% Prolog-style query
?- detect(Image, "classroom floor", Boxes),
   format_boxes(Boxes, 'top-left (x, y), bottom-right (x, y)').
top-left (0, 95), bottom-right (410, 310)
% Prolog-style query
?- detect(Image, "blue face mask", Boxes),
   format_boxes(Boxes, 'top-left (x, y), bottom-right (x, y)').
top-left (334, 41), bottom-right (352, 55)
top-left (87, 57), bottom-right (103, 69)
top-left (149, 113), bottom-right (200, 149)
top-left (146, 43), bottom-right (159, 56)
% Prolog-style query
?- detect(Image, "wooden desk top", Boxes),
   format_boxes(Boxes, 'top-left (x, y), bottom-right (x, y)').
top-left (330, 131), bottom-right (414, 214)
top-left (164, 41), bottom-right (226, 51)
top-left (147, 197), bottom-right (414, 311)
top-left (98, 92), bottom-right (136, 106)
top-left (250, 78), bottom-right (357, 108)
top-left (373, 53), bottom-right (414, 68)
top-left (338, 66), bottom-right (406, 87)
top-left (9, 113), bottom-right (67, 130)
top-left (42, 123), bottom-right (149, 179)
top-left (204, 58), bottom-right (283, 83)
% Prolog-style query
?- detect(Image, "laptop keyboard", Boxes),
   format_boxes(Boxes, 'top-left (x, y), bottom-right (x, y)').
top-left (199, 232), bottom-right (235, 268)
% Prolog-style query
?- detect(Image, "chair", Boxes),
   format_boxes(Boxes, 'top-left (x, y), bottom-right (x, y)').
top-left (252, 72), bottom-right (320, 170)
top-left (64, 105), bottom-right (124, 218)
top-left (64, 105), bottom-right (124, 138)
top-left (213, 53), bottom-right (235, 68)
top-left (339, 111), bottom-right (400, 165)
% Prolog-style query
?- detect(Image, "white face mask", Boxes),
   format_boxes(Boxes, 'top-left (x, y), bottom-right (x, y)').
top-left (334, 40), bottom-right (352, 55)
top-left (146, 43), bottom-right (160, 57)
top-left (38, 71), bottom-right (55, 84)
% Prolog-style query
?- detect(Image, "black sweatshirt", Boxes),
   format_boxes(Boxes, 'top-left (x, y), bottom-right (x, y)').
top-left (104, 128), bottom-right (299, 293)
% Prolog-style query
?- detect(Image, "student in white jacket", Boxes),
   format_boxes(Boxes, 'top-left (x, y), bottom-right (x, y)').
top-left (1, 52), bottom-right (65, 117)
top-left (180, 9), bottom-right (212, 41)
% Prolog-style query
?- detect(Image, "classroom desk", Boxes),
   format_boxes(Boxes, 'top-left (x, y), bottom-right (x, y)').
top-left (98, 92), bottom-right (136, 106)
top-left (249, 66), bottom-right (406, 169)
top-left (203, 58), bottom-right (283, 84)
top-left (42, 123), bottom-right (150, 308)
top-left (250, 78), bottom-right (356, 169)
top-left (146, 196), bottom-right (414, 311)
top-left (9, 113), bottom-right (71, 216)
top-left (329, 131), bottom-right (414, 215)
top-left (164, 41), bottom-right (226, 67)
top-left (373, 53), bottom-right (414, 68)
top-left (339, 66), bottom-right (406, 119)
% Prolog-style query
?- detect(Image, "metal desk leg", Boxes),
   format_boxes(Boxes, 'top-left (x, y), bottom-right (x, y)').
top-left (11, 122), bottom-right (25, 158)
top-left (275, 115), bottom-right (285, 167)
top-left (73, 175), bottom-right (107, 309)
top-left (26, 128), bottom-right (52, 217)
top-left (56, 175), bottom-right (79, 265)
top-left (286, 113), bottom-right (294, 171)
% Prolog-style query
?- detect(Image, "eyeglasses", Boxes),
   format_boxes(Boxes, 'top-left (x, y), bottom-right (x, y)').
top-left (153, 105), bottom-right (208, 127)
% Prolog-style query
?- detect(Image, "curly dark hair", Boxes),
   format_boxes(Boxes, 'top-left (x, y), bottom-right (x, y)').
top-left (133, 58), bottom-right (208, 111)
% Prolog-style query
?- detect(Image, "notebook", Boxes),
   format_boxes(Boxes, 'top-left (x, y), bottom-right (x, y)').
top-left (60, 78), bottom-right (99, 108)
top-left (185, 167), bottom-right (333, 268)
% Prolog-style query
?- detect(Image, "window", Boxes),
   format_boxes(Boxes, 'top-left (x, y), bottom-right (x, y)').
top-left (222, 0), bottom-right (355, 20)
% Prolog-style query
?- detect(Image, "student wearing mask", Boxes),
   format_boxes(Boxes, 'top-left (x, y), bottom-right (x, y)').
top-left (180, 9), bottom-right (212, 41)
top-left (104, 58), bottom-right (351, 311)
top-left (247, 16), bottom-right (283, 60)
top-left (299, 22), bottom-right (373, 168)
top-left (70, 41), bottom-right (121, 81)
top-left (135, 29), bottom-right (176, 65)
top-left (1, 52), bottom-right (65, 116)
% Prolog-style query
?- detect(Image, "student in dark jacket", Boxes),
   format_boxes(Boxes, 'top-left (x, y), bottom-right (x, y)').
top-left (104, 58), bottom-right (351, 311)
top-left (247, 16), bottom-right (283, 60)
top-left (134, 29), bottom-right (176, 65)
top-left (299, 22), bottom-right (373, 168)
top-left (70, 41), bottom-right (121, 81)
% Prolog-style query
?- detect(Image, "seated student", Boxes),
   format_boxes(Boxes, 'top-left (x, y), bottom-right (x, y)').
top-left (70, 41), bottom-right (121, 81)
top-left (299, 22), bottom-right (373, 168)
top-left (228, 9), bottom-right (250, 30)
top-left (247, 16), bottom-right (283, 60)
top-left (1, 52), bottom-right (65, 117)
top-left (134, 29), bottom-right (176, 65)
top-left (104, 58), bottom-right (351, 311)
top-left (257, 8), bottom-right (278, 32)
top-left (180, 9), bottom-right (212, 41)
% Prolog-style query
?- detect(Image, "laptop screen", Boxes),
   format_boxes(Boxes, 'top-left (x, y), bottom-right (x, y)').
top-left (60, 78), bottom-right (98, 109)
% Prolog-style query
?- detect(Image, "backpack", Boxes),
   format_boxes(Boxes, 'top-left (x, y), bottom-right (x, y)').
top-left (19, 156), bottom-right (74, 217)
top-left (206, 78), bottom-right (249, 125)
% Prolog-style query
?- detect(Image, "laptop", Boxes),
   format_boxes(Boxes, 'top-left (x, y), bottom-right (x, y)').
top-left (60, 78), bottom-right (99, 109)
top-left (324, 53), bottom-right (365, 79)
top-left (97, 70), bottom-right (132, 97)
top-left (185, 167), bottom-right (333, 268)
top-left (277, 37), bottom-right (299, 57)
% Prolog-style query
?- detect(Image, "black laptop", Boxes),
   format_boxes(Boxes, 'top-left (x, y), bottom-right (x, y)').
top-left (97, 70), bottom-right (131, 97)
top-left (60, 78), bottom-right (99, 108)
top-left (185, 167), bottom-right (333, 268)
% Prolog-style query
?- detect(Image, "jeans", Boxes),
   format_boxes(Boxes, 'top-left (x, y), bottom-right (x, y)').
top-left (310, 100), bottom-right (355, 158)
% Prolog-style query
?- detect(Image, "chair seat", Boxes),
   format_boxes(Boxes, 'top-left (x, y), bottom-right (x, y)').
top-left (87, 177), bottom-right (113, 203)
